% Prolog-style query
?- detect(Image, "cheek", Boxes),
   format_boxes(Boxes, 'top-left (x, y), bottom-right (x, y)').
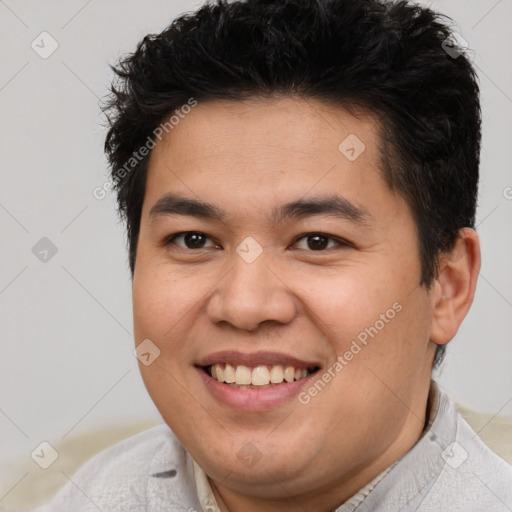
top-left (132, 267), bottom-right (197, 339)
top-left (287, 264), bottom-right (401, 346)
top-left (290, 262), bottom-right (431, 394)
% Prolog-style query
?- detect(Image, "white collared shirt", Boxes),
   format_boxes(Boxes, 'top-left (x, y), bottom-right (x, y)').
top-left (24, 382), bottom-right (512, 512)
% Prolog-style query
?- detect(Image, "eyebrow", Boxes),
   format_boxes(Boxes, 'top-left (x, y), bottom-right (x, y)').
top-left (148, 192), bottom-right (373, 226)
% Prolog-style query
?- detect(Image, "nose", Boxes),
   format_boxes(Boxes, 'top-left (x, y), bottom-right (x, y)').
top-left (206, 252), bottom-right (297, 332)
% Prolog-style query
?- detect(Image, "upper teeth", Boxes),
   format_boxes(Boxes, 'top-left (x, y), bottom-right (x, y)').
top-left (210, 364), bottom-right (309, 386)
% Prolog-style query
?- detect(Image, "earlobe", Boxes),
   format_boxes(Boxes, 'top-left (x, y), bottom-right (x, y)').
top-left (429, 228), bottom-right (481, 346)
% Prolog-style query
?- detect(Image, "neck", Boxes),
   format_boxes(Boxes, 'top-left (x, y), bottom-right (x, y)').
top-left (210, 381), bottom-right (434, 512)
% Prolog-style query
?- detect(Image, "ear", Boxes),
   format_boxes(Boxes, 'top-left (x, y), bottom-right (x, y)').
top-left (429, 228), bottom-right (481, 345)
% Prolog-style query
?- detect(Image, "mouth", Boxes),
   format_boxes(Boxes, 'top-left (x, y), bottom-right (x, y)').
top-left (202, 363), bottom-right (319, 389)
top-left (194, 351), bottom-right (321, 410)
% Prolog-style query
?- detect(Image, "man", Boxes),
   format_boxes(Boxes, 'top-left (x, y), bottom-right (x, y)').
top-left (33, 0), bottom-right (512, 510)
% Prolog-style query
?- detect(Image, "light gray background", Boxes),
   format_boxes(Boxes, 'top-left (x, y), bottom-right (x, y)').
top-left (1, 0), bottom-right (511, 501)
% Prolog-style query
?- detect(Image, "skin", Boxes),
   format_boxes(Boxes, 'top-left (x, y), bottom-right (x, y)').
top-left (132, 96), bottom-right (481, 512)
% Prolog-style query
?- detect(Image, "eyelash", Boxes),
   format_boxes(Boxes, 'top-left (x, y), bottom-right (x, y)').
top-left (163, 231), bottom-right (351, 252)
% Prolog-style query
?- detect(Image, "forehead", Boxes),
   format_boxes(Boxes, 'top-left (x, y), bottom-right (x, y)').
top-left (151, 95), bottom-right (382, 166)
top-left (143, 96), bottom-right (401, 225)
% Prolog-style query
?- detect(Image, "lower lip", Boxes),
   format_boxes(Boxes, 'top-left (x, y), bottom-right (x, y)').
top-left (196, 367), bottom-right (317, 411)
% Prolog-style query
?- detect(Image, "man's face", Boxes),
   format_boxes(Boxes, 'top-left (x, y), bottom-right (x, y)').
top-left (132, 97), bottom-right (437, 501)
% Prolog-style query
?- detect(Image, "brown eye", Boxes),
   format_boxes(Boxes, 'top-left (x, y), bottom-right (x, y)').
top-left (183, 232), bottom-right (207, 248)
top-left (306, 234), bottom-right (329, 250)
top-left (167, 232), bottom-right (217, 249)
top-left (292, 233), bottom-right (348, 251)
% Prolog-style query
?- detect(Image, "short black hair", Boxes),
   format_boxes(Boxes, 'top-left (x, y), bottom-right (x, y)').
top-left (103, 0), bottom-right (481, 367)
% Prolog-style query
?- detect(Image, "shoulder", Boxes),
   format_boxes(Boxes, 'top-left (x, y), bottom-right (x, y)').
top-left (74, 423), bottom-right (182, 471)
top-left (421, 391), bottom-right (512, 511)
top-left (29, 424), bottom-right (202, 512)
top-left (455, 413), bottom-right (512, 495)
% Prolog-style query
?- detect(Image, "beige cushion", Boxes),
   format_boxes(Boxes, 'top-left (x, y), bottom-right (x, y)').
top-left (1, 420), bottom-right (159, 511)
top-left (2, 408), bottom-right (511, 511)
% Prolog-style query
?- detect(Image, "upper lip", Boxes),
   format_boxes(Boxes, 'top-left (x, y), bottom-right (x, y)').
top-left (196, 351), bottom-right (321, 370)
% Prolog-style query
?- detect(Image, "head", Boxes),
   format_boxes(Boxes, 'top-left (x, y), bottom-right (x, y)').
top-left (104, 0), bottom-right (481, 508)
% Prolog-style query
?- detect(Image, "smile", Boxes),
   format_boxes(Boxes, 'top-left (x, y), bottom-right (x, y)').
top-left (195, 351), bottom-right (322, 410)
top-left (206, 363), bottom-right (315, 387)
